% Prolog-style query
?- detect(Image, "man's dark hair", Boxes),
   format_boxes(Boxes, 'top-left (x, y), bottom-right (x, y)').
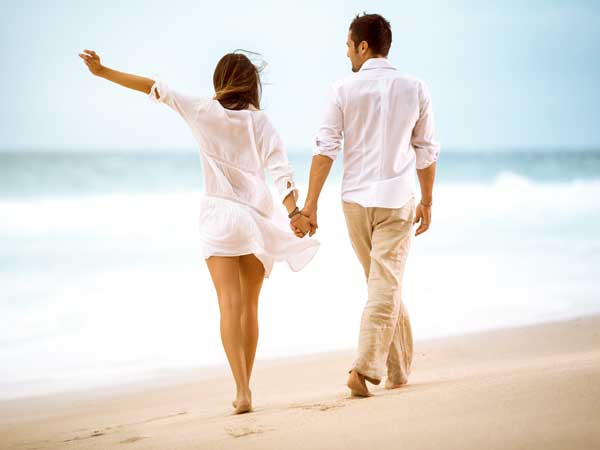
top-left (349, 13), bottom-right (392, 56)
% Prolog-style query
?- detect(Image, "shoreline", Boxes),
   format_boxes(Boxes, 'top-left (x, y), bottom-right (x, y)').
top-left (1, 311), bottom-right (597, 404)
top-left (1, 314), bottom-right (599, 449)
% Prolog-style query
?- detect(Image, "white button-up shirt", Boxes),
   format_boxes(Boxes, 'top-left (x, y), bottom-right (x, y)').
top-left (313, 58), bottom-right (440, 209)
top-left (148, 78), bottom-right (298, 218)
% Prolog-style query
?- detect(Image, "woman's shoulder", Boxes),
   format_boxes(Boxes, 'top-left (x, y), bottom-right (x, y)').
top-left (251, 109), bottom-right (278, 133)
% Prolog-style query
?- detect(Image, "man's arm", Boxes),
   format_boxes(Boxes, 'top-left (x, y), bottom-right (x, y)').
top-left (414, 161), bottom-right (436, 236)
top-left (411, 80), bottom-right (440, 237)
top-left (301, 155), bottom-right (334, 236)
top-left (301, 83), bottom-right (343, 236)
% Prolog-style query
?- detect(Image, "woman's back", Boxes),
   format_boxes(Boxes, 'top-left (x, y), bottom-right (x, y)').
top-left (149, 79), bottom-right (296, 217)
top-left (80, 48), bottom-right (318, 415)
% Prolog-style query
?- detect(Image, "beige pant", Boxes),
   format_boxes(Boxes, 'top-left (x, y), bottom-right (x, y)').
top-left (342, 196), bottom-right (415, 385)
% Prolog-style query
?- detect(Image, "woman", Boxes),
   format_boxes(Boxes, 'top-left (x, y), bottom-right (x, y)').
top-left (79, 49), bottom-right (319, 414)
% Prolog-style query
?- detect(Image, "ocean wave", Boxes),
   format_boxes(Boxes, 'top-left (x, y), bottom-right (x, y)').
top-left (1, 176), bottom-right (598, 235)
top-left (1, 175), bottom-right (599, 399)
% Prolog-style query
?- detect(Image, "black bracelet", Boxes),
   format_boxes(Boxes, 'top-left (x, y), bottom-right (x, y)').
top-left (288, 207), bottom-right (301, 219)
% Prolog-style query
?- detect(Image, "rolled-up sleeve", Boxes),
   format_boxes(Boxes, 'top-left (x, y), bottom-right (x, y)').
top-left (148, 76), bottom-right (207, 124)
top-left (261, 118), bottom-right (298, 204)
top-left (313, 84), bottom-right (343, 161)
top-left (411, 80), bottom-right (440, 169)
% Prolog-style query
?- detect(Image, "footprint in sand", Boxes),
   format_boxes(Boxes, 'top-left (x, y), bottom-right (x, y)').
top-left (293, 400), bottom-right (348, 412)
top-left (119, 436), bottom-right (147, 444)
top-left (225, 425), bottom-right (271, 438)
top-left (63, 430), bottom-right (105, 442)
top-left (63, 411), bottom-right (187, 443)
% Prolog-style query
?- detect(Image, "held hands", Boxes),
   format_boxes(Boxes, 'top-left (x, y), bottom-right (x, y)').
top-left (290, 207), bottom-right (318, 238)
top-left (79, 49), bottom-right (103, 76)
top-left (290, 214), bottom-right (311, 238)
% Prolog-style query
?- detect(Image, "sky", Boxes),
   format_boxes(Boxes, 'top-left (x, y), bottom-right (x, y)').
top-left (1, 0), bottom-right (599, 152)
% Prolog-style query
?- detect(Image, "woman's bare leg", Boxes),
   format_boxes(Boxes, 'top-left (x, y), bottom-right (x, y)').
top-left (206, 255), bottom-right (251, 414)
top-left (239, 254), bottom-right (265, 380)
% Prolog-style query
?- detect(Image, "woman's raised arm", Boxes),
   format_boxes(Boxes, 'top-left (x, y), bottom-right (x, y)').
top-left (79, 49), bottom-right (157, 97)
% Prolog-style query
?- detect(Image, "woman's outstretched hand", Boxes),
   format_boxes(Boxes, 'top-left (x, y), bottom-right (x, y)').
top-left (79, 49), bottom-right (104, 76)
top-left (77, 51), bottom-right (154, 94)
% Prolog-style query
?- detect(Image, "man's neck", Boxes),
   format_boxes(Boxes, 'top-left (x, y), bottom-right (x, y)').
top-left (357, 55), bottom-right (388, 71)
top-left (365, 54), bottom-right (386, 61)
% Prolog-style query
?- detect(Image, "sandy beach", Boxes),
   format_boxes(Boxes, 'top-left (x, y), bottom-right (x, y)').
top-left (1, 315), bottom-right (599, 450)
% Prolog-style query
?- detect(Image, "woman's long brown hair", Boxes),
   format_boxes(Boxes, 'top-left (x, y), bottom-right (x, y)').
top-left (213, 51), bottom-right (263, 110)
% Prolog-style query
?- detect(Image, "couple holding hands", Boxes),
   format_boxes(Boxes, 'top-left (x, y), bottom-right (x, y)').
top-left (80, 12), bottom-right (439, 414)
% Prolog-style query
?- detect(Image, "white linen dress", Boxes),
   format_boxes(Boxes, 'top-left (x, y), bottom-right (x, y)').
top-left (148, 79), bottom-right (319, 278)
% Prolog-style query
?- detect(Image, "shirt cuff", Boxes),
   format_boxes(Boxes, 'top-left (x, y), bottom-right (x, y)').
top-left (148, 75), bottom-right (168, 104)
top-left (279, 180), bottom-right (299, 204)
top-left (312, 146), bottom-right (338, 161)
top-left (415, 145), bottom-right (440, 169)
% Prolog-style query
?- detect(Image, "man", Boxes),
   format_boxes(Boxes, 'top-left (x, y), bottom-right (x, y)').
top-left (293, 13), bottom-right (440, 397)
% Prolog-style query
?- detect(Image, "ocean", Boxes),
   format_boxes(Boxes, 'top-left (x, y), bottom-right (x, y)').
top-left (1, 149), bottom-right (599, 399)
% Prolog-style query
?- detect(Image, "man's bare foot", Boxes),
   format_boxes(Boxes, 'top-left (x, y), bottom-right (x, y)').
top-left (385, 379), bottom-right (406, 390)
top-left (233, 391), bottom-right (252, 414)
top-left (347, 370), bottom-right (372, 397)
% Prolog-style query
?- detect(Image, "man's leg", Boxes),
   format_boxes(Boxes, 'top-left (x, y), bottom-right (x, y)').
top-left (341, 200), bottom-right (372, 279)
top-left (384, 199), bottom-right (415, 387)
top-left (348, 199), bottom-right (415, 387)
top-left (385, 300), bottom-right (413, 387)
top-left (342, 200), bottom-right (375, 396)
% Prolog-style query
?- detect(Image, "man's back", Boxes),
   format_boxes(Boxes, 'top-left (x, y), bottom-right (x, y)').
top-left (303, 12), bottom-right (439, 396)
top-left (314, 57), bottom-right (440, 209)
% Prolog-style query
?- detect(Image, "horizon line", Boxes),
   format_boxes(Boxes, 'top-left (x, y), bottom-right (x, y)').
top-left (1, 146), bottom-right (600, 155)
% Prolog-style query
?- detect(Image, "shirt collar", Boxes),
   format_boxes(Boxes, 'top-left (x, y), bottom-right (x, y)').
top-left (359, 57), bottom-right (396, 72)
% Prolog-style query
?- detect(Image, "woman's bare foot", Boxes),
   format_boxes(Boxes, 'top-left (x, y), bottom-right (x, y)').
top-left (233, 390), bottom-right (252, 414)
top-left (232, 390), bottom-right (252, 408)
top-left (347, 370), bottom-right (372, 397)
